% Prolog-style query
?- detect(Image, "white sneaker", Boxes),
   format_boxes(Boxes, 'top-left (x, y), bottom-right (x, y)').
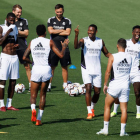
top-left (120, 132), bottom-right (129, 136)
top-left (96, 129), bottom-right (108, 136)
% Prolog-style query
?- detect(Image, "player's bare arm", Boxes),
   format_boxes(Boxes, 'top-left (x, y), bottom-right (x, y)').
top-left (101, 40), bottom-right (111, 58)
top-left (23, 42), bottom-right (32, 64)
top-left (103, 54), bottom-right (114, 94)
top-left (48, 26), bottom-right (64, 34)
top-left (0, 26), bottom-right (13, 45)
top-left (59, 28), bottom-right (71, 36)
top-left (74, 25), bottom-right (84, 49)
top-left (50, 39), bottom-right (69, 58)
top-left (18, 29), bottom-right (29, 38)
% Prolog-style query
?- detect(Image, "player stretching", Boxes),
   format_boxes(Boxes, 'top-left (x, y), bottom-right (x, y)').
top-left (97, 38), bottom-right (132, 136)
top-left (0, 13), bottom-right (19, 111)
top-left (74, 24), bottom-right (111, 119)
top-left (111, 25), bottom-right (140, 118)
top-left (23, 24), bottom-right (69, 125)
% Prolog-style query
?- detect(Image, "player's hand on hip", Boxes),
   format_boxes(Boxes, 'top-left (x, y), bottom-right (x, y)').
top-left (103, 85), bottom-right (108, 94)
top-left (14, 44), bottom-right (19, 48)
top-left (74, 25), bottom-right (79, 35)
top-left (61, 39), bottom-right (70, 48)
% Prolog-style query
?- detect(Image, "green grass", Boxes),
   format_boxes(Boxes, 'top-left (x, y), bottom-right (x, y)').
top-left (0, 0), bottom-right (140, 139)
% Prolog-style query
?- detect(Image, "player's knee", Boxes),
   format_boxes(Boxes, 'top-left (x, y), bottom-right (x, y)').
top-left (94, 90), bottom-right (100, 95)
top-left (86, 86), bottom-right (92, 93)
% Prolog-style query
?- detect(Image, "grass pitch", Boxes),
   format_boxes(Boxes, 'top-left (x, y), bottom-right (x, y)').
top-left (0, 0), bottom-right (140, 140)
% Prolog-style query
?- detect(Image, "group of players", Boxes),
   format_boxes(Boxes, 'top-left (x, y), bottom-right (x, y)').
top-left (0, 4), bottom-right (140, 136)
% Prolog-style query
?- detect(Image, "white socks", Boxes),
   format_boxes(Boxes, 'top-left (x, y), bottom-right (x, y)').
top-left (0, 99), bottom-right (5, 107)
top-left (48, 83), bottom-right (51, 89)
top-left (113, 103), bottom-right (119, 113)
top-left (6, 98), bottom-right (12, 108)
top-left (63, 82), bottom-right (67, 88)
top-left (103, 121), bottom-right (109, 133)
top-left (121, 123), bottom-right (126, 134)
top-left (91, 102), bottom-right (96, 110)
top-left (31, 104), bottom-right (36, 111)
top-left (37, 109), bottom-right (44, 121)
top-left (87, 106), bottom-right (92, 114)
top-left (136, 105), bottom-right (140, 114)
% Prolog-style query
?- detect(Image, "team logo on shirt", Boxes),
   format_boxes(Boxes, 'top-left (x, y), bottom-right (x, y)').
top-left (20, 22), bottom-right (23, 26)
top-left (62, 22), bottom-right (65, 25)
top-left (33, 42), bottom-right (45, 50)
top-left (117, 58), bottom-right (130, 72)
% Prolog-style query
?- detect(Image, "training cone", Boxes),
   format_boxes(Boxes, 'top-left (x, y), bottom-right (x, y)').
top-left (69, 65), bottom-right (76, 69)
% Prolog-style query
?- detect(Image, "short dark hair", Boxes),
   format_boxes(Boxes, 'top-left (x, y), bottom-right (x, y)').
top-left (12, 4), bottom-right (22, 11)
top-left (7, 12), bottom-right (15, 18)
top-left (36, 24), bottom-right (46, 36)
top-left (55, 4), bottom-right (64, 10)
top-left (117, 38), bottom-right (126, 49)
top-left (132, 25), bottom-right (140, 31)
top-left (88, 24), bottom-right (97, 31)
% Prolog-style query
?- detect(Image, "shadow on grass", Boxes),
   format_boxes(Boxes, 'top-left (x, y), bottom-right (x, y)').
top-left (18, 105), bottom-right (55, 110)
top-left (0, 118), bottom-right (17, 121)
top-left (43, 118), bottom-right (85, 124)
top-left (0, 124), bottom-right (20, 129)
top-left (110, 131), bottom-right (140, 136)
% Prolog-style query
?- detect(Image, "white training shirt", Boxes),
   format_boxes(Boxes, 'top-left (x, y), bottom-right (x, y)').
top-left (81, 36), bottom-right (103, 75)
top-left (0, 24), bottom-right (18, 42)
top-left (109, 52), bottom-right (132, 88)
top-left (125, 39), bottom-right (140, 77)
top-left (30, 37), bottom-right (51, 66)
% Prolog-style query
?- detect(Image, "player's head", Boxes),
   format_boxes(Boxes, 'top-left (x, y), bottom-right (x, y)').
top-left (12, 4), bottom-right (22, 19)
top-left (36, 24), bottom-right (46, 36)
top-left (132, 25), bottom-right (140, 41)
top-left (88, 24), bottom-right (98, 38)
top-left (55, 4), bottom-right (64, 18)
top-left (6, 12), bottom-right (16, 26)
top-left (117, 38), bottom-right (126, 50)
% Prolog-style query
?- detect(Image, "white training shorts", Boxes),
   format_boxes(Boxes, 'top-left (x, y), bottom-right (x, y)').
top-left (31, 65), bottom-right (52, 82)
top-left (0, 53), bottom-right (19, 80)
top-left (107, 84), bottom-right (130, 102)
top-left (81, 67), bottom-right (101, 87)
top-left (130, 75), bottom-right (140, 84)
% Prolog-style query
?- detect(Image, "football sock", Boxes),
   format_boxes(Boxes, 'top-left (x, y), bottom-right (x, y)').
top-left (29, 83), bottom-right (31, 88)
top-left (136, 105), bottom-right (140, 114)
top-left (37, 109), bottom-right (44, 120)
top-left (48, 83), bottom-right (51, 89)
top-left (91, 102), bottom-right (96, 109)
top-left (6, 98), bottom-right (12, 107)
top-left (103, 121), bottom-right (109, 132)
top-left (31, 104), bottom-right (36, 111)
top-left (63, 83), bottom-right (67, 88)
top-left (113, 103), bottom-right (119, 113)
top-left (0, 99), bottom-right (5, 107)
top-left (121, 123), bottom-right (126, 134)
top-left (87, 106), bottom-right (92, 114)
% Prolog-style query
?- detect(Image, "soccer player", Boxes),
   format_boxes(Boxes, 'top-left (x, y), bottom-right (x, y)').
top-left (97, 38), bottom-right (132, 136)
top-left (12, 4), bottom-right (31, 91)
top-left (47, 4), bottom-right (71, 91)
top-left (74, 24), bottom-right (111, 119)
top-left (0, 13), bottom-right (19, 111)
top-left (111, 25), bottom-right (140, 118)
top-left (23, 24), bottom-right (69, 125)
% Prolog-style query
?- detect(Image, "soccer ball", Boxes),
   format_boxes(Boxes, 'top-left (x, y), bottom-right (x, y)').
top-left (64, 84), bottom-right (74, 93)
top-left (68, 86), bottom-right (79, 97)
top-left (78, 84), bottom-right (86, 95)
top-left (15, 83), bottom-right (25, 94)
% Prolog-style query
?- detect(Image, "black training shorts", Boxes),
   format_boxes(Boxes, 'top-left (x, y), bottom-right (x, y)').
top-left (49, 44), bottom-right (71, 67)
top-left (16, 49), bottom-right (30, 64)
